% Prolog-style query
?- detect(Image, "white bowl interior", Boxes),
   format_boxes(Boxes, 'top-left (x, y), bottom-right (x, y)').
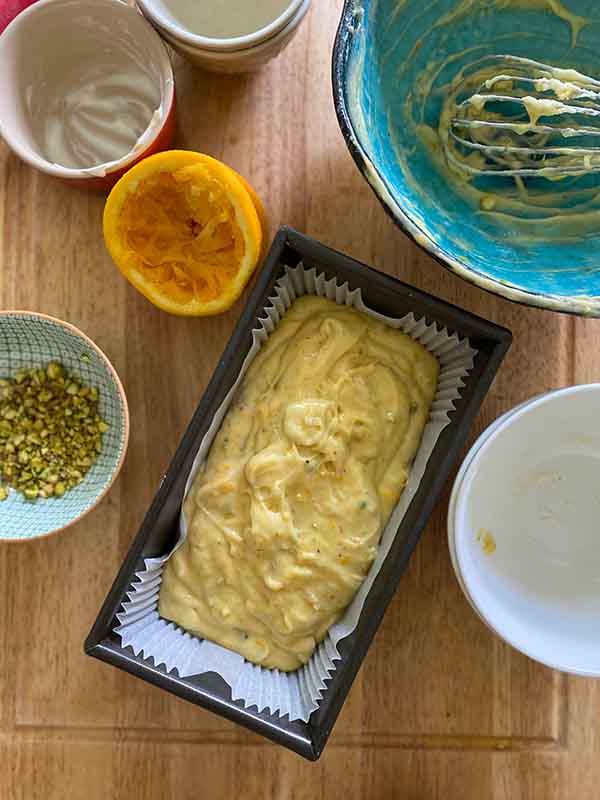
top-left (447, 396), bottom-right (549, 622)
top-left (0, 0), bottom-right (173, 178)
top-left (454, 385), bottom-right (600, 674)
top-left (448, 408), bottom-right (516, 614)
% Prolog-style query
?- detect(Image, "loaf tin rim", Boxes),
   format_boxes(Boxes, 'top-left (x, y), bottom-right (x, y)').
top-left (85, 226), bottom-right (512, 760)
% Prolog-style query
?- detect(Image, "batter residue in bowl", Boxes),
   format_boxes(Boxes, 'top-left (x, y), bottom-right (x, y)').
top-left (399, 0), bottom-right (600, 241)
top-left (420, 55), bottom-right (600, 241)
top-left (477, 527), bottom-right (496, 554)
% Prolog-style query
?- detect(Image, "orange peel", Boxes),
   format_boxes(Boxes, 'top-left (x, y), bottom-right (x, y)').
top-left (103, 150), bottom-right (266, 316)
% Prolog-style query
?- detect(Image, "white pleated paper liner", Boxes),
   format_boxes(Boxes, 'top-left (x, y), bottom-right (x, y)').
top-left (115, 264), bottom-right (478, 722)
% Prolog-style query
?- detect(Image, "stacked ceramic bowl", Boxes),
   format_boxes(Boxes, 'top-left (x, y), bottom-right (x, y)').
top-left (138, 0), bottom-right (311, 73)
top-left (449, 385), bottom-right (600, 676)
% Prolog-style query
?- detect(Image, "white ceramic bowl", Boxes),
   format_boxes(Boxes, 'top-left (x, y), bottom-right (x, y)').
top-left (139, 0), bottom-right (304, 49)
top-left (0, 0), bottom-right (175, 190)
top-left (450, 385), bottom-right (600, 675)
top-left (447, 396), bottom-right (548, 620)
top-left (448, 406), bottom-right (519, 618)
top-left (143, 0), bottom-right (311, 73)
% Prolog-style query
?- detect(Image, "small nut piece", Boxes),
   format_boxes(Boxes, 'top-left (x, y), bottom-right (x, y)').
top-left (0, 362), bottom-right (109, 502)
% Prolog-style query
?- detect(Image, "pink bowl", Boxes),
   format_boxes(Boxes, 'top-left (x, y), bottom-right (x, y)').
top-left (0, 0), bottom-right (39, 34)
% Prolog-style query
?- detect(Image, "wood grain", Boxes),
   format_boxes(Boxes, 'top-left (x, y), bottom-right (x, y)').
top-left (1, 1), bottom-right (600, 797)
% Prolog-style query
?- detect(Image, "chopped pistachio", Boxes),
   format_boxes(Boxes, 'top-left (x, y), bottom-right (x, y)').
top-left (46, 362), bottom-right (63, 380)
top-left (0, 362), bottom-right (108, 501)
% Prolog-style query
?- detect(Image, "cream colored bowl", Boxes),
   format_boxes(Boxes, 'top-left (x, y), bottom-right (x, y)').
top-left (143, 0), bottom-right (311, 73)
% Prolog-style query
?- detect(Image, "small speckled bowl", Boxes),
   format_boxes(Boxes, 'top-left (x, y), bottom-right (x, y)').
top-left (0, 312), bottom-right (129, 542)
top-left (333, 0), bottom-right (600, 316)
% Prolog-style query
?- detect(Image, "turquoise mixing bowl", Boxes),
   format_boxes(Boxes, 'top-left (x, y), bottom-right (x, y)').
top-left (333, 0), bottom-right (600, 315)
top-left (0, 313), bottom-right (129, 541)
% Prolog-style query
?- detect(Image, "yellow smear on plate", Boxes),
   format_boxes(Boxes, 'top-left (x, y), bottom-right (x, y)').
top-left (477, 528), bottom-right (497, 555)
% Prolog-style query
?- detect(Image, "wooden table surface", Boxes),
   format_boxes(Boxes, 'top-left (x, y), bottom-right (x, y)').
top-left (1, 2), bottom-right (600, 797)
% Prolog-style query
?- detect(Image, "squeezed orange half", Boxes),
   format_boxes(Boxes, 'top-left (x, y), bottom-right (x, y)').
top-left (103, 151), bottom-right (266, 316)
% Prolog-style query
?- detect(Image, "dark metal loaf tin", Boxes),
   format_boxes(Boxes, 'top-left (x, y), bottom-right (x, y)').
top-left (85, 227), bottom-right (511, 760)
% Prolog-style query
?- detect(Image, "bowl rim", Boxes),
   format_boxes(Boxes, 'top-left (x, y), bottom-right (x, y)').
top-left (447, 393), bottom-right (553, 629)
top-left (451, 383), bottom-right (600, 676)
top-left (137, 0), bottom-right (305, 51)
top-left (331, 0), bottom-right (600, 318)
top-left (156, 0), bottom-right (310, 59)
top-left (0, 310), bottom-right (130, 543)
top-left (0, 0), bottom-right (175, 181)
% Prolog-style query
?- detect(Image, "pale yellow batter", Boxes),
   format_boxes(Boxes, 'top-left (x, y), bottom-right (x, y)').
top-left (159, 296), bottom-right (438, 671)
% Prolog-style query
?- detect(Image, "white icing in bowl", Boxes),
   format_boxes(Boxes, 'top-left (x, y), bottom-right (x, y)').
top-left (0, 0), bottom-right (174, 179)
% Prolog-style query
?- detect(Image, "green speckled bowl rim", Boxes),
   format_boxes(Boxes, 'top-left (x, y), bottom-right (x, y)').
top-left (331, 0), bottom-right (600, 318)
top-left (0, 310), bottom-right (130, 544)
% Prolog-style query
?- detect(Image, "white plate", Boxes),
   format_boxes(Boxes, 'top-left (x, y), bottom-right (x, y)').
top-left (447, 396), bottom-right (545, 621)
top-left (452, 385), bottom-right (600, 676)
